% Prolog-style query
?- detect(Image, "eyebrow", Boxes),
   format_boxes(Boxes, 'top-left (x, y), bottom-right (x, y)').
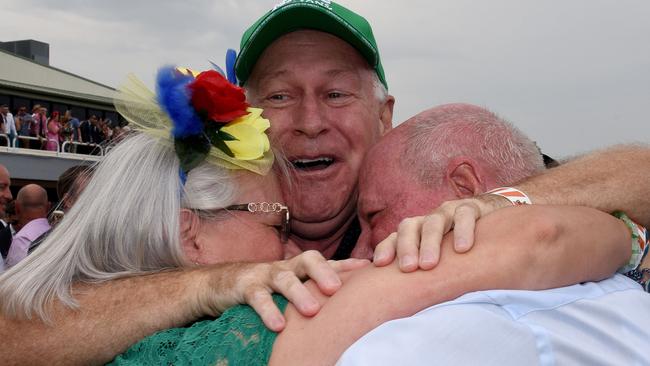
top-left (255, 68), bottom-right (361, 87)
top-left (253, 70), bottom-right (289, 88)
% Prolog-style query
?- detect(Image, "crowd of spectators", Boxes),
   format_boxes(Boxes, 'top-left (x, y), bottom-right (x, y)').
top-left (1, 104), bottom-right (130, 154)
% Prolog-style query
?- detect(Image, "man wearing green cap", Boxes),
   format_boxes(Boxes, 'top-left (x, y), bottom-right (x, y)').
top-left (4, 1), bottom-right (650, 364)
top-left (234, 0), bottom-right (650, 264)
top-left (235, 0), bottom-right (395, 259)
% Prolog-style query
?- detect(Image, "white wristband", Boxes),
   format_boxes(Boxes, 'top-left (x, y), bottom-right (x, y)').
top-left (486, 187), bottom-right (532, 205)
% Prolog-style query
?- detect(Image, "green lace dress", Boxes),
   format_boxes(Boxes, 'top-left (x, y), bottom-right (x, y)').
top-left (108, 295), bottom-right (288, 366)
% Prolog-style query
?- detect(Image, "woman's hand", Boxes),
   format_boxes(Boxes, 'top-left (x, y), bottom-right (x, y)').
top-left (373, 195), bottom-right (509, 272)
top-left (197, 251), bottom-right (369, 331)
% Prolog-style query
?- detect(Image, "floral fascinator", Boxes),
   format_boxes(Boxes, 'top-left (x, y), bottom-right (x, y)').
top-left (114, 65), bottom-right (273, 177)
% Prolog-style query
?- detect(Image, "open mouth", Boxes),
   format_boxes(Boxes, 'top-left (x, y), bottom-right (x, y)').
top-left (292, 157), bottom-right (335, 171)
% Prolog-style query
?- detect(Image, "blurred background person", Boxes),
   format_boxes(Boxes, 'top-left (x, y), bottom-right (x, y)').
top-left (45, 110), bottom-right (61, 151)
top-left (0, 164), bottom-right (13, 228)
top-left (1, 104), bottom-right (17, 147)
top-left (5, 184), bottom-right (51, 268)
top-left (14, 106), bottom-right (33, 148)
top-left (31, 106), bottom-right (48, 150)
top-left (0, 164), bottom-right (12, 272)
top-left (0, 201), bottom-right (16, 270)
top-left (63, 110), bottom-right (82, 153)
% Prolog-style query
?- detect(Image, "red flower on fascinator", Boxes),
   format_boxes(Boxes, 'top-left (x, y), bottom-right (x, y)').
top-left (189, 70), bottom-right (249, 123)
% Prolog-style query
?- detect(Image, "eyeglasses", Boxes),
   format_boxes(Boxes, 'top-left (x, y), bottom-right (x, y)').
top-left (224, 202), bottom-right (291, 243)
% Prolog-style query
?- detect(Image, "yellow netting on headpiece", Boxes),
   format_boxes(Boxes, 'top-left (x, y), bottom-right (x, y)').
top-left (114, 73), bottom-right (274, 175)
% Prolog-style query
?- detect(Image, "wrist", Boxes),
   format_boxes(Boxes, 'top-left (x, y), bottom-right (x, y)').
top-left (485, 187), bottom-right (532, 206)
top-left (613, 211), bottom-right (648, 273)
top-left (477, 190), bottom-right (516, 212)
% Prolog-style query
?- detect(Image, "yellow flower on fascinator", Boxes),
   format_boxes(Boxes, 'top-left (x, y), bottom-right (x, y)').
top-left (221, 108), bottom-right (271, 160)
top-left (175, 67), bottom-right (200, 78)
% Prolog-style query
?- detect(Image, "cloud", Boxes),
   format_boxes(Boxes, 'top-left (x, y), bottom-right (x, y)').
top-left (2, 0), bottom-right (648, 156)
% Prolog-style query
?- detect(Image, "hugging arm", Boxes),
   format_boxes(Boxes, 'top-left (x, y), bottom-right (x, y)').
top-left (0, 253), bottom-right (365, 366)
top-left (270, 205), bottom-right (630, 366)
top-left (376, 145), bottom-right (650, 270)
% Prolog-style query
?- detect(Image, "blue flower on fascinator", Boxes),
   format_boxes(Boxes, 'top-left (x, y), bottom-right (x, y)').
top-left (225, 49), bottom-right (238, 85)
top-left (156, 66), bottom-right (203, 138)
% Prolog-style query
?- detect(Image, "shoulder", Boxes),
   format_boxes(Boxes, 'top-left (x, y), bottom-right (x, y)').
top-left (340, 276), bottom-right (650, 366)
top-left (110, 295), bottom-right (287, 366)
top-left (339, 302), bottom-right (539, 366)
top-left (15, 219), bottom-right (51, 241)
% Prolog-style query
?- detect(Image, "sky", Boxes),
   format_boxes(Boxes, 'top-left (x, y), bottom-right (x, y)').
top-left (2, 0), bottom-right (649, 158)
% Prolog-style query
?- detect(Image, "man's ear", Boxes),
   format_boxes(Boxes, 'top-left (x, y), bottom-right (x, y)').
top-left (445, 157), bottom-right (486, 199)
top-left (379, 95), bottom-right (395, 135)
top-left (179, 209), bottom-right (201, 263)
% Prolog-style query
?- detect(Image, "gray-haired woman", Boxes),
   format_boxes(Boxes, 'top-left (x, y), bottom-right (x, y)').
top-left (0, 68), bottom-right (363, 364)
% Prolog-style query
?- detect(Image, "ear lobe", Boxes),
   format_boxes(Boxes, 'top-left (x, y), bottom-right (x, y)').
top-left (379, 95), bottom-right (395, 135)
top-left (446, 158), bottom-right (486, 198)
top-left (179, 209), bottom-right (201, 263)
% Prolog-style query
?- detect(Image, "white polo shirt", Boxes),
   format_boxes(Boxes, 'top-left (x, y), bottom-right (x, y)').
top-left (338, 274), bottom-right (650, 365)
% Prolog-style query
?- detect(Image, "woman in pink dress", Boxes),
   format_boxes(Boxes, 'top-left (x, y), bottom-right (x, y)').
top-left (46, 111), bottom-right (61, 151)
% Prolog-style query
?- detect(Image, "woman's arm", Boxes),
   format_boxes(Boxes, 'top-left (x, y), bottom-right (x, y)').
top-left (0, 254), bottom-right (362, 366)
top-left (270, 205), bottom-right (630, 366)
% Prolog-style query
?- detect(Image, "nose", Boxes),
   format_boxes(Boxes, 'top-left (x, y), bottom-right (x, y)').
top-left (292, 95), bottom-right (328, 138)
top-left (351, 229), bottom-right (374, 260)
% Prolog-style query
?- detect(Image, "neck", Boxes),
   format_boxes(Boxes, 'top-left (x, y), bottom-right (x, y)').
top-left (290, 212), bottom-right (356, 259)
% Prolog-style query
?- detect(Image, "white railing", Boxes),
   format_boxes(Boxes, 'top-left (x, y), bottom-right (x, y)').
top-left (0, 134), bottom-right (103, 156)
top-left (11, 135), bottom-right (58, 152)
top-left (61, 141), bottom-right (104, 156)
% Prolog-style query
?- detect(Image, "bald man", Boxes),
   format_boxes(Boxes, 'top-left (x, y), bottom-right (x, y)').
top-left (341, 104), bottom-right (650, 365)
top-left (5, 184), bottom-right (50, 268)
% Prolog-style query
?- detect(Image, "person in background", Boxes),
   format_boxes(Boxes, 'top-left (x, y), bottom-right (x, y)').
top-left (14, 107), bottom-right (32, 148)
top-left (59, 112), bottom-right (73, 152)
top-left (65, 111), bottom-right (82, 153)
top-left (26, 164), bottom-right (95, 254)
top-left (0, 164), bottom-right (12, 228)
top-left (57, 165), bottom-right (94, 213)
top-left (31, 106), bottom-right (48, 150)
top-left (0, 201), bottom-right (16, 270)
top-left (4, 184), bottom-right (50, 268)
top-left (0, 105), bottom-right (17, 147)
top-left (101, 118), bottom-right (113, 143)
top-left (45, 111), bottom-right (62, 151)
top-left (79, 115), bottom-right (95, 144)
top-left (0, 164), bottom-right (11, 272)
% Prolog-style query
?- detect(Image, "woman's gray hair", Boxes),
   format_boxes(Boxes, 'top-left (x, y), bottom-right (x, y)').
top-left (0, 133), bottom-right (237, 321)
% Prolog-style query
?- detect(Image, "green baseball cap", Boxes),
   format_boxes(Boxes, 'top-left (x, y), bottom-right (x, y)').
top-left (235, 0), bottom-right (388, 89)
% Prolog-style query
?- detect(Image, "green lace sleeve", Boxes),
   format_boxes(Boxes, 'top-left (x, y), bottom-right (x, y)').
top-left (108, 294), bottom-right (288, 366)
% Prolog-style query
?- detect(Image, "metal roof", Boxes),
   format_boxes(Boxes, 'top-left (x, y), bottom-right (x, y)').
top-left (0, 48), bottom-right (116, 105)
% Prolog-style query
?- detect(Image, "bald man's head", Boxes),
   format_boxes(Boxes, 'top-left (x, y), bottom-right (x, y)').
top-left (16, 184), bottom-right (50, 226)
top-left (353, 103), bottom-right (544, 258)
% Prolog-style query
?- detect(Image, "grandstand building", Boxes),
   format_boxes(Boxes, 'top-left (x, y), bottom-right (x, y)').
top-left (0, 40), bottom-right (117, 200)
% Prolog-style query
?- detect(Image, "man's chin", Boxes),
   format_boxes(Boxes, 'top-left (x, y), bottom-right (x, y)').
top-left (290, 208), bottom-right (356, 241)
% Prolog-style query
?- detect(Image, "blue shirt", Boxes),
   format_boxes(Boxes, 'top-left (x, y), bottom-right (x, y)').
top-left (339, 275), bottom-right (650, 365)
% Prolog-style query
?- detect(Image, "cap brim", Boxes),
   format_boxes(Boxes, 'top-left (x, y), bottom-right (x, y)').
top-left (236, 3), bottom-right (379, 86)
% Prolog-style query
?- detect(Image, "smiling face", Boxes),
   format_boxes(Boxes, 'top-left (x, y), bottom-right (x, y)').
top-left (246, 30), bottom-right (393, 249)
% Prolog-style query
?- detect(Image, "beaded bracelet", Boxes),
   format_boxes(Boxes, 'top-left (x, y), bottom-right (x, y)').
top-left (486, 187), bottom-right (532, 206)
top-left (613, 211), bottom-right (648, 274)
